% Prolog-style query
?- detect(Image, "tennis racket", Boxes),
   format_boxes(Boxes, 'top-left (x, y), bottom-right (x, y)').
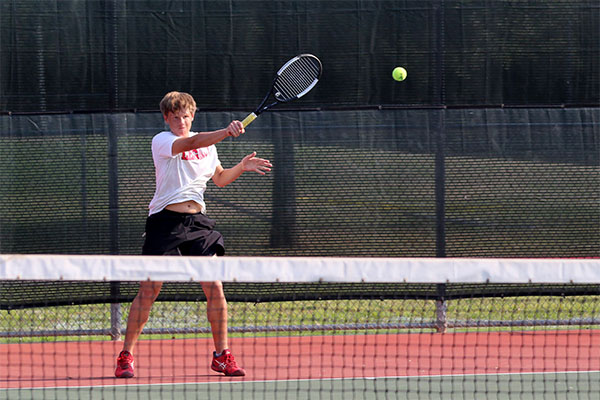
top-left (242, 54), bottom-right (322, 128)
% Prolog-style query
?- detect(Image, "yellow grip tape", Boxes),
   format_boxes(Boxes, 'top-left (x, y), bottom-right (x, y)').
top-left (242, 113), bottom-right (258, 128)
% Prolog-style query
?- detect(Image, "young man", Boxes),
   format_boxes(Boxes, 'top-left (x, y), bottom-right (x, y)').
top-left (115, 91), bottom-right (272, 378)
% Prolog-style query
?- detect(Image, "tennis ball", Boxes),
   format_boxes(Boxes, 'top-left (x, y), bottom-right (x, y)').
top-left (392, 67), bottom-right (407, 82)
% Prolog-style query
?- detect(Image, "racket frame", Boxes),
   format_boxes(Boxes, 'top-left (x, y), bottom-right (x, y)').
top-left (242, 54), bottom-right (321, 127)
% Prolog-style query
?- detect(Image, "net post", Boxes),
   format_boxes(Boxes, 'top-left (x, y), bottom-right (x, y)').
top-left (109, 281), bottom-right (122, 341)
top-left (435, 283), bottom-right (448, 333)
top-left (110, 303), bottom-right (122, 341)
top-left (435, 300), bottom-right (448, 333)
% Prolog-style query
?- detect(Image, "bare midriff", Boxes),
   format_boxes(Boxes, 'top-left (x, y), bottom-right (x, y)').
top-left (165, 200), bottom-right (203, 214)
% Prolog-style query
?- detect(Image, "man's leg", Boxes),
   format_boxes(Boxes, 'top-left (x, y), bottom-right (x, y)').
top-left (202, 281), bottom-right (245, 376)
top-left (115, 281), bottom-right (163, 378)
top-left (123, 281), bottom-right (163, 352)
top-left (201, 281), bottom-right (228, 352)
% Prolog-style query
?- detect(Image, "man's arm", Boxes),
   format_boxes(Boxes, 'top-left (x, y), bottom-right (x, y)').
top-left (212, 152), bottom-right (272, 187)
top-left (172, 121), bottom-right (244, 155)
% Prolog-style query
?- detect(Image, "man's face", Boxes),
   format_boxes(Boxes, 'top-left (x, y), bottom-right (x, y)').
top-left (164, 109), bottom-right (195, 137)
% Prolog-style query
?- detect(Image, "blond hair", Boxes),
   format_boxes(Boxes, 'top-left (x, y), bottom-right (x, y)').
top-left (159, 91), bottom-right (197, 116)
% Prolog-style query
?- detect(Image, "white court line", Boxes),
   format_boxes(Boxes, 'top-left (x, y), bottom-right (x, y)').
top-left (2, 370), bottom-right (599, 392)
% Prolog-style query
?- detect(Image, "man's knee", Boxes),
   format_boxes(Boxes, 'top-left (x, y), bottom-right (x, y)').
top-left (202, 281), bottom-right (225, 302)
top-left (137, 281), bottom-right (162, 304)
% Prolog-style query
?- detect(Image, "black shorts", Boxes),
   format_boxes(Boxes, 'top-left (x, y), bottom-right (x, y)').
top-left (141, 209), bottom-right (225, 256)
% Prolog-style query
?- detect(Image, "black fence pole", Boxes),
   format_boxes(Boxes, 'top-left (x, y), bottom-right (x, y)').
top-left (435, 111), bottom-right (446, 257)
top-left (435, 0), bottom-right (446, 257)
top-left (269, 117), bottom-right (296, 249)
top-left (105, 0), bottom-right (120, 254)
top-left (107, 115), bottom-right (120, 255)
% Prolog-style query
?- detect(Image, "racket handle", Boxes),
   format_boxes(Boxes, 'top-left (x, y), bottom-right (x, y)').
top-left (242, 113), bottom-right (257, 128)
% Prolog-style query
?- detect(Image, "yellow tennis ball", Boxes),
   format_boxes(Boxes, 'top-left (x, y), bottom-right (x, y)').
top-left (392, 67), bottom-right (407, 81)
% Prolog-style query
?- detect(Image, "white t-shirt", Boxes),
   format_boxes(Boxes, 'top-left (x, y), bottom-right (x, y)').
top-left (148, 131), bottom-right (221, 215)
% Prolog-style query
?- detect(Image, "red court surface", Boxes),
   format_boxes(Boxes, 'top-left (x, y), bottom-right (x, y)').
top-left (1, 330), bottom-right (599, 389)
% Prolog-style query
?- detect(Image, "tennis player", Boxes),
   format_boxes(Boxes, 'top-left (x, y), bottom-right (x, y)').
top-left (115, 91), bottom-right (272, 378)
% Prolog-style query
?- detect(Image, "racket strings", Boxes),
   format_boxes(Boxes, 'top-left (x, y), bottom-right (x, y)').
top-left (275, 57), bottom-right (321, 100)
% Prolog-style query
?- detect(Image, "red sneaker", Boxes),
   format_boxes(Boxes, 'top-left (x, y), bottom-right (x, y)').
top-left (115, 350), bottom-right (134, 378)
top-left (211, 349), bottom-right (246, 376)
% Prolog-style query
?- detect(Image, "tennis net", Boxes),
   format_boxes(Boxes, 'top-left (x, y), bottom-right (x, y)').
top-left (0, 255), bottom-right (599, 399)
